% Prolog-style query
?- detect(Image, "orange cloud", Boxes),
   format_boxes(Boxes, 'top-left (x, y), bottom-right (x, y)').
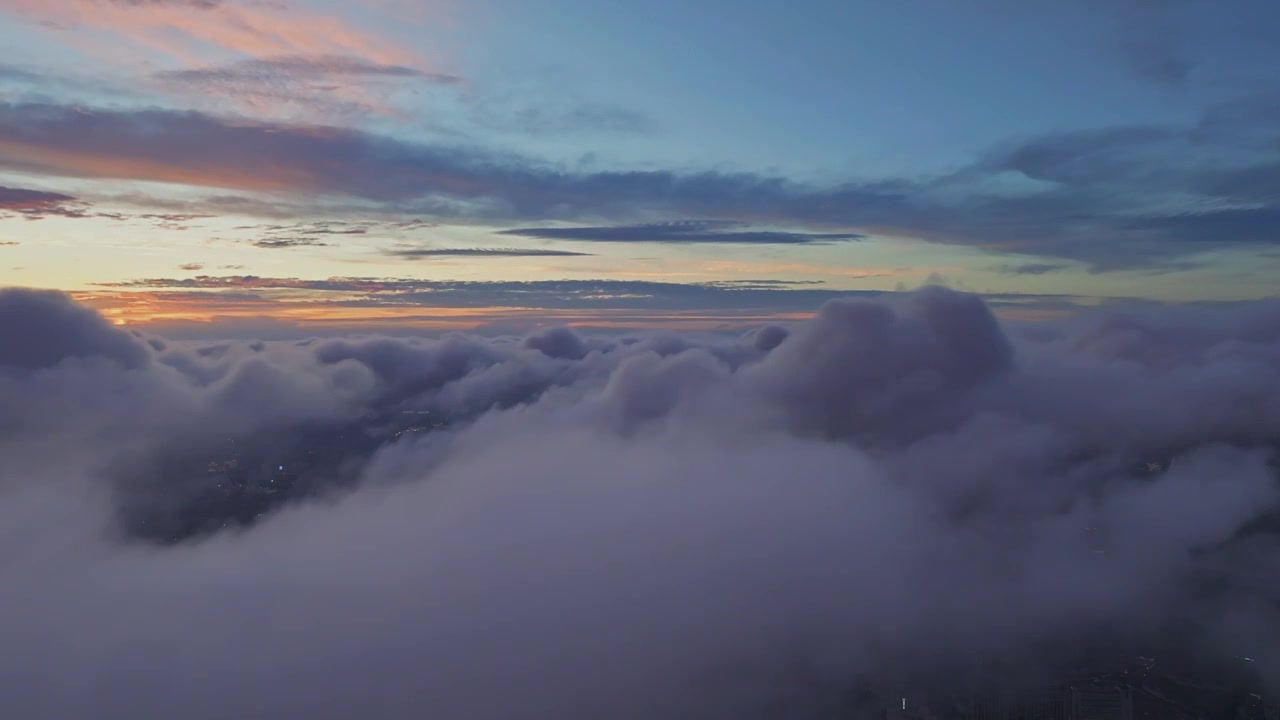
top-left (0, 140), bottom-right (312, 193)
top-left (0, 104), bottom-right (491, 199)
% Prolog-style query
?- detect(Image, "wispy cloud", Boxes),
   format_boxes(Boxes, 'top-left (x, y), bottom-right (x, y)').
top-left (76, 290), bottom-right (823, 332)
top-left (3, 92), bottom-right (1280, 269)
top-left (1097, 0), bottom-right (1193, 86)
top-left (128, 213), bottom-right (210, 230)
top-left (0, 186), bottom-right (75, 209)
top-left (155, 54), bottom-right (459, 118)
top-left (237, 221), bottom-right (370, 236)
top-left (0, 186), bottom-right (223, 227)
top-left (252, 238), bottom-right (331, 249)
top-left (472, 101), bottom-right (653, 136)
top-left (91, 275), bottom-right (1083, 320)
top-left (0, 0), bottom-right (424, 67)
top-left (497, 221), bottom-right (865, 245)
top-left (78, 275), bottom-right (1095, 332)
top-left (242, 220), bottom-right (377, 249)
top-left (0, 185), bottom-right (88, 219)
top-left (0, 62), bottom-right (140, 105)
top-left (93, 275), bottom-right (880, 312)
top-left (389, 248), bottom-right (594, 258)
top-left (159, 55), bottom-right (458, 85)
top-left (1122, 207), bottom-right (1280, 245)
top-left (107, 0), bottom-right (224, 8)
top-left (994, 262), bottom-right (1071, 276)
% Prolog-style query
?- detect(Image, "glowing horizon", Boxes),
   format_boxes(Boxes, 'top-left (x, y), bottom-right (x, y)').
top-left (2, 0), bottom-right (1279, 329)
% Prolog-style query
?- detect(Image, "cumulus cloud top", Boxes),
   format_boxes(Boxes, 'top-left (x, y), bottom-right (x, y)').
top-left (0, 288), bottom-right (149, 370)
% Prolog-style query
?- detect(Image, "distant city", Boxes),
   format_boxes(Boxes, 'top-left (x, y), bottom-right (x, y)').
top-left (873, 657), bottom-right (1276, 720)
top-left (124, 408), bottom-right (451, 543)
top-left (138, 435), bottom-right (1280, 547)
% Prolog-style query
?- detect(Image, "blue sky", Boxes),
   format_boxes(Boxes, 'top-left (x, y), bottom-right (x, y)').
top-left (1, 0), bottom-right (1278, 329)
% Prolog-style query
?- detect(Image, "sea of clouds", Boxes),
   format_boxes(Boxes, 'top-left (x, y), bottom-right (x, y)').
top-left (1, 286), bottom-right (1279, 719)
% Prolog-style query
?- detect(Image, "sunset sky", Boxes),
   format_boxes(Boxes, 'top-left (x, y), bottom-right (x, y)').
top-left (2, 0), bottom-right (1279, 331)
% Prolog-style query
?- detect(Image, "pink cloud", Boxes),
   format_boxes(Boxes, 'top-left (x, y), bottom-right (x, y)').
top-left (0, 0), bottom-right (457, 121)
top-left (0, 0), bottom-right (440, 71)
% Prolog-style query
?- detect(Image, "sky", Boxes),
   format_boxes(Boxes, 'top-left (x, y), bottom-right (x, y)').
top-left (5, 6), bottom-right (1280, 713)
top-left (1, 0), bottom-right (1279, 330)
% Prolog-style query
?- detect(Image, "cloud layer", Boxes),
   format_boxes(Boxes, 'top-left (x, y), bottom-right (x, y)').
top-left (4, 89), bottom-right (1280, 268)
top-left (389, 247), bottom-right (593, 258)
top-left (0, 184), bottom-right (87, 219)
top-left (1, 286), bottom-right (1279, 717)
top-left (496, 221), bottom-right (865, 245)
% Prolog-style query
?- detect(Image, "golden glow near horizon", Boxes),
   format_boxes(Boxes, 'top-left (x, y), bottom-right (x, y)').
top-left (3, 208), bottom-right (1273, 334)
top-left (75, 289), bottom-right (823, 332)
top-left (74, 280), bottom-right (1086, 333)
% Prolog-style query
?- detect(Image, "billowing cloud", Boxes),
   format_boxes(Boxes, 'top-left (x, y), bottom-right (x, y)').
top-left (0, 287), bottom-right (149, 369)
top-left (1, 286), bottom-right (1279, 717)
